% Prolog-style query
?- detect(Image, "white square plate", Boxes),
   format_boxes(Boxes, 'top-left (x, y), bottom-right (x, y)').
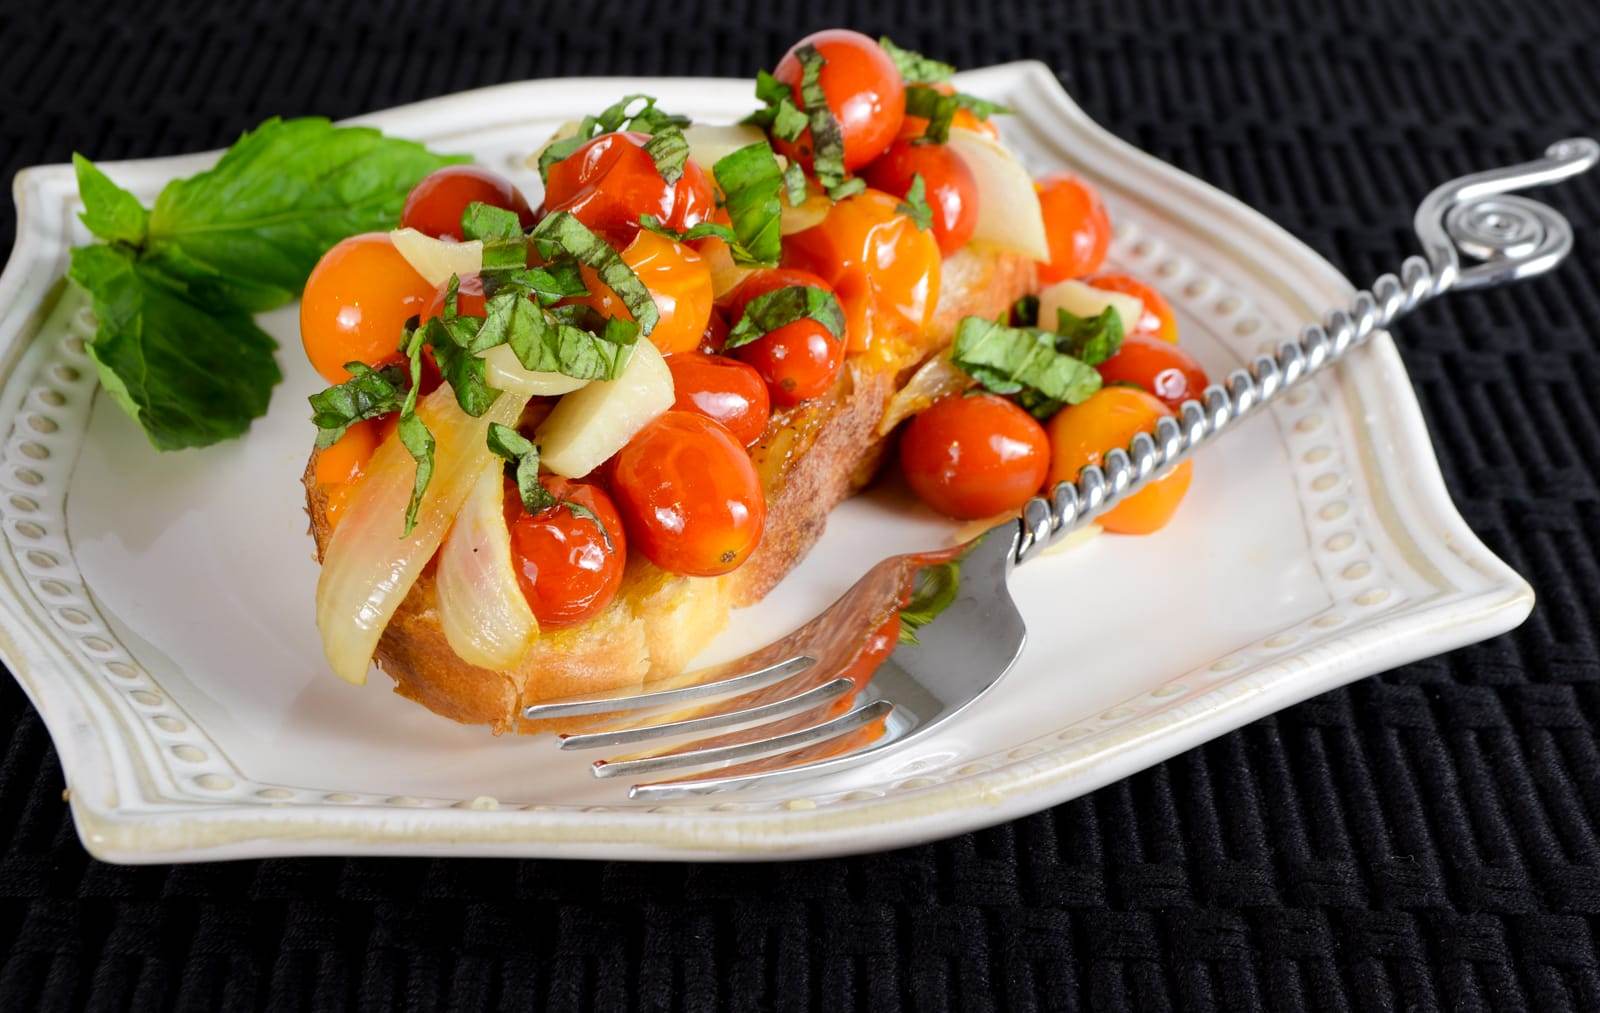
top-left (0, 63), bottom-right (1531, 862)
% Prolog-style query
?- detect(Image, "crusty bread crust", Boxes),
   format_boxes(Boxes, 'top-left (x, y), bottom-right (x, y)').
top-left (304, 246), bottom-right (1035, 733)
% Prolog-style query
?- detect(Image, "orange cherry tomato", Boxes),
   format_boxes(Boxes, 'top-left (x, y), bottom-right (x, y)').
top-left (541, 131), bottom-right (715, 246)
top-left (900, 393), bottom-right (1051, 519)
top-left (314, 418), bottom-right (384, 530)
top-left (579, 229), bottom-right (713, 355)
top-left (1096, 335), bottom-right (1210, 413)
top-left (300, 233), bottom-right (434, 384)
top-left (666, 351), bottom-right (772, 446)
top-left (772, 29), bottom-right (905, 172)
top-left (1035, 173), bottom-right (1112, 284)
top-left (1085, 273), bottom-right (1178, 343)
top-left (504, 476), bottom-right (626, 628)
top-left (862, 139), bottom-right (979, 255)
top-left (896, 81), bottom-right (1000, 141)
top-left (400, 165), bottom-right (534, 241)
top-left (783, 189), bottom-right (941, 357)
top-left (723, 268), bottom-right (845, 406)
top-left (1044, 386), bottom-right (1192, 535)
top-left (609, 411), bottom-right (766, 576)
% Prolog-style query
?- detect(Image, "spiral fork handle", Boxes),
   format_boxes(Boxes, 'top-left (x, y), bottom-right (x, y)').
top-left (1015, 138), bottom-right (1600, 564)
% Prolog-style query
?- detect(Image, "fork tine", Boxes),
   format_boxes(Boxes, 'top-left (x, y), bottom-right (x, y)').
top-left (521, 654), bottom-right (815, 720)
top-left (557, 678), bottom-right (856, 750)
top-left (590, 700), bottom-right (893, 779)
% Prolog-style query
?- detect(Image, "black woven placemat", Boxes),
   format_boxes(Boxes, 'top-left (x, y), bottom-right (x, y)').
top-left (3, 0), bottom-right (1599, 1008)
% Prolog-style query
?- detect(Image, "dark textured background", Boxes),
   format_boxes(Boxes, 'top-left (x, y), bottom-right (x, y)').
top-left (3, 0), bottom-right (1600, 1009)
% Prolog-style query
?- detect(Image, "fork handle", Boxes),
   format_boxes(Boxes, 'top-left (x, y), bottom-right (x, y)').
top-left (1014, 137), bottom-right (1600, 564)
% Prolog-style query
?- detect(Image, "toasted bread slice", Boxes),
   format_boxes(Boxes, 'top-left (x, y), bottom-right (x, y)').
top-left (304, 246), bottom-right (1035, 733)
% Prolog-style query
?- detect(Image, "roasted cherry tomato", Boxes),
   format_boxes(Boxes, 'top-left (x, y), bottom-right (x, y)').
top-left (772, 29), bottom-right (905, 172)
top-left (504, 476), bottom-right (627, 628)
top-left (1095, 335), bottom-right (1209, 413)
top-left (1036, 173), bottom-right (1112, 283)
top-left (666, 351), bottom-right (772, 446)
top-left (724, 268), bottom-right (845, 405)
top-left (542, 131), bottom-right (715, 246)
top-left (1044, 386), bottom-right (1191, 535)
top-left (863, 140), bottom-right (979, 255)
top-left (609, 411), bottom-right (766, 576)
top-left (300, 233), bottom-right (435, 384)
top-left (783, 189), bottom-right (941, 359)
top-left (314, 418), bottom-right (385, 530)
top-left (699, 306), bottom-right (730, 354)
top-left (400, 165), bottom-right (535, 241)
top-left (896, 81), bottom-right (1000, 141)
top-left (900, 392), bottom-right (1051, 519)
top-left (579, 229), bottom-right (713, 355)
top-left (1086, 273), bottom-right (1178, 343)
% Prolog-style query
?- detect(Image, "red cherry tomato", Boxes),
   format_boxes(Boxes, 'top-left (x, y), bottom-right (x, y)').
top-left (699, 306), bottom-right (730, 354)
top-left (1095, 334), bottom-right (1210, 413)
top-left (400, 165), bottom-right (534, 241)
top-left (420, 272), bottom-right (487, 321)
top-left (772, 29), bottom-right (906, 172)
top-left (300, 233), bottom-right (435, 384)
top-left (1036, 173), bottom-right (1112, 283)
top-left (723, 268), bottom-right (845, 406)
top-left (862, 140), bottom-right (979, 255)
top-left (900, 393), bottom-right (1051, 519)
top-left (666, 352), bottom-right (772, 446)
top-left (1085, 273), bottom-right (1179, 344)
top-left (504, 476), bottom-right (627, 628)
top-left (542, 131), bottom-right (715, 246)
top-left (609, 412), bottom-right (766, 576)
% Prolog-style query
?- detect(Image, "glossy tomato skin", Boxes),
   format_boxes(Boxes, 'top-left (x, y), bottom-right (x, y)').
top-left (862, 140), bottom-right (979, 255)
top-left (666, 352), bottom-right (772, 446)
top-left (1095, 335), bottom-right (1210, 413)
top-left (400, 165), bottom-right (534, 241)
top-left (1035, 173), bottom-right (1113, 283)
top-left (724, 268), bottom-right (845, 405)
top-left (900, 393), bottom-right (1051, 519)
top-left (783, 189), bottom-right (941, 358)
top-left (578, 229), bottom-right (713, 355)
top-left (314, 419), bottom-right (384, 530)
top-left (772, 29), bottom-right (905, 171)
top-left (1044, 386), bottom-right (1191, 535)
top-left (504, 476), bottom-right (627, 628)
top-left (609, 412), bottom-right (766, 576)
top-left (1086, 273), bottom-right (1178, 343)
top-left (542, 131), bottom-right (715, 246)
top-left (300, 233), bottom-right (435, 384)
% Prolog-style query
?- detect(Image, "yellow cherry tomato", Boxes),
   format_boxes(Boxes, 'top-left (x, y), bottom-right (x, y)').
top-left (580, 229), bottom-right (713, 355)
top-left (1044, 386), bottom-right (1192, 535)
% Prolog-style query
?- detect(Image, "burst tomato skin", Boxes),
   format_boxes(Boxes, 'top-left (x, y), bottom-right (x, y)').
top-left (1044, 386), bottom-right (1192, 535)
top-left (900, 393), bottom-right (1052, 520)
top-left (541, 131), bottom-right (715, 246)
top-left (504, 476), bottom-right (627, 628)
top-left (772, 29), bottom-right (906, 172)
top-left (723, 268), bottom-right (845, 405)
top-left (862, 140), bottom-right (979, 255)
top-left (609, 411), bottom-right (766, 576)
top-left (666, 352), bottom-right (772, 446)
top-left (1095, 335), bottom-right (1210, 413)
top-left (1035, 173), bottom-right (1113, 283)
top-left (1085, 273), bottom-right (1178, 343)
top-left (400, 165), bottom-right (534, 241)
top-left (578, 229), bottom-right (713, 355)
top-left (300, 233), bottom-right (435, 384)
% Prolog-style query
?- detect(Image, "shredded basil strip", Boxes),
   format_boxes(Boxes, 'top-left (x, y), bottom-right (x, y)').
top-left (897, 174), bottom-right (933, 231)
top-left (561, 500), bottom-right (615, 552)
top-left (904, 86), bottom-right (1012, 144)
top-left (638, 215), bottom-right (752, 257)
top-left (878, 37), bottom-right (955, 84)
top-left (486, 423), bottom-right (556, 515)
top-left (643, 126), bottom-right (689, 184)
top-left (532, 211), bottom-right (660, 337)
top-left (744, 70), bottom-right (809, 142)
top-left (537, 94), bottom-right (691, 181)
top-left (309, 361), bottom-right (407, 449)
top-left (459, 201), bottom-right (527, 270)
top-left (396, 324), bottom-right (435, 536)
top-left (899, 559), bottom-right (961, 646)
top-left (1054, 307), bottom-right (1125, 367)
top-left (950, 315), bottom-right (1102, 419)
top-left (782, 162), bottom-right (809, 207)
top-left (724, 285), bottom-right (846, 350)
top-left (795, 44), bottom-right (850, 196)
top-left (712, 142), bottom-right (784, 266)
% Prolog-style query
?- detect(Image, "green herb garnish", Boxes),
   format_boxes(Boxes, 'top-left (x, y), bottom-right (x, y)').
top-left (531, 211), bottom-right (660, 337)
top-left (395, 324), bottom-right (435, 536)
top-left (950, 316), bottom-right (1102, 418)
top-left (459, 201), bottom-right (528, 271)
top-left (782, 162), bottom-right (809, 207)
top-left (1053, 307), bottom-right (1125, 367)
top-left (877, 38), bottom-right (955, 84)
top-left (795, 44), bottom-right (852, 197)
top-left (897, 174), bottom-right (933, 231)
top-left (643, 126), bottom-right (690, 184)
top-left (486, 423), bottom-right (555, 515)
top-left (903, 86), bottom-right (1011, 144)
top-left (713, 142), bottom-right (785, 266)
top-left (536, 95), bottom-right (690, 181)
top-left (724, 285), bottom-right (846, 350)
top-left (309, 361), bottom-right (408, 449)
top-left (744, 70), bottom-right (809, 142)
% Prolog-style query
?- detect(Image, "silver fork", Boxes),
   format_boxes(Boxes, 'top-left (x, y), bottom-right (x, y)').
top-left (524, 138), bottom-right (1598, 801)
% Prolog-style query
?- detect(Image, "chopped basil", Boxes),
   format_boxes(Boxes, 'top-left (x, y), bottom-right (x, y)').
top-left (308, 361), bottom-right (407, 449)
top-left (795, 44), bottom-right (850, 196)
top-left (459, 201), bottom-right (527, 271)
top-left (532, 211), bottom-right (660, 337)
top-left (712, 142), bottom-right (784, 266)
top-left (783, 161), bottom-right (809, 207)
top-left (1053, 307), bottom-right (1125, 367)
top-left (828, 177), bottom-right (866, 200)
top-left (724, 285), bottom-right (846, 349)
top-left (486, 423), bottom-right (556, 515)
top-left (537, 94), bottom-right (691, 181)
top-left (643, 126), bottom-right (689, 184)
top-left (950, 316), bottom-right (1102, 419)
top-left (904, 86), bottom-right (1012, 144)
top-left (396, 325), bottom-right (435, 536)
top-left (744, 70), bottom-right (809, 142)
top-left (877, 38), bottom-right (955, 85)
top-left (897, 174), bottom-right (933, 231)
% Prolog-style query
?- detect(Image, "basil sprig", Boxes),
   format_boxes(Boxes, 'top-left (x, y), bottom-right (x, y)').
top-left (724, 285), bottom-right (846, 350)
top-left (950, 316), bottom-right (1102, 419)
top-left (537, 94), bottom-right (690, 181)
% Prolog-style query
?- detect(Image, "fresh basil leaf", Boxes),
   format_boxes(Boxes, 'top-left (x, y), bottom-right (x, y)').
top-left (782, 162), bottom-right (809, 207)
top-left (898, 559), bottom-right (960, 646)
top-left (532, 211), bottom-right (659, 336)
top-left (744, 70), bottom-right (809, 142)
top-left (145, 117), bottom-right (465, 312)
top-left (795, 44), bottom-right (850, 195)
top-left (1053, 306), bottom-right (1124, 367)
top-left (67, 244), bottom-right (281, 451)
top-left (953, 92), bottom-right (1011, 120)
top-left (904, 86), bottom-right (960, 144)
top-left (897, 174), bottom-right (933, 231)
top-left (538, 95), bottom-right (690, 181)
top-left (643, 126), bottom-right (689, 184)
top-left (712, 142), bottom-right (784, 266)
top-left (486, 423), bottom-right (556, 515)
top-left (485, 263), bottom-right (588, 306)
top-left (506, 304), bottom-right (635, 380)
top-left (308, 361), bottom-right (407, 449)
top-left (424, 323), bottom-right (501, 418)
top-left (396, 408), bottom-right (435, 537)
top-left (951, 315), bottom-right (1101, 418)
top-left (724, 284), bottom-right (846, 349)
top-left (562, 499), bottom-right (615, 552)
top-left (877, 37), bottom-right (955, 84)
top-left (72, 154), bottom-right (148, 245)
